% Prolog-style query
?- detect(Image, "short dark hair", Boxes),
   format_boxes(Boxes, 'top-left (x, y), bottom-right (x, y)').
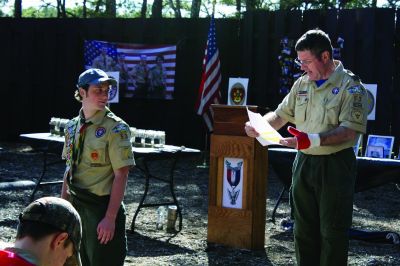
top-left (16, 220), bottom-right (72, 247)
top-left (74, 84), bottom-right (89, 102)
top-left (295, 29), bottom-right (333, 59)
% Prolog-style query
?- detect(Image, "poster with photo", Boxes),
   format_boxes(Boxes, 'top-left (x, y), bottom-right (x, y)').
top-left (84, 40), bottom-right (176, 100)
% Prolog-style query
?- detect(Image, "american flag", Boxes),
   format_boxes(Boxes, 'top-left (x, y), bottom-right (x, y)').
top-left (195, 16), bottom-right (222, 131)
top-left (84, 40), bottom-right (176, 99)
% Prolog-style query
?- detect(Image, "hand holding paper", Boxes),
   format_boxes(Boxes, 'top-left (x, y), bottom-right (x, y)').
top-left (246, 108), bottom-right (282, 146)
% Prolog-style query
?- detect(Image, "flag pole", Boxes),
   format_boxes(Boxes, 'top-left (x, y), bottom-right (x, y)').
top-left (197, 127), bottom-right (209, 169)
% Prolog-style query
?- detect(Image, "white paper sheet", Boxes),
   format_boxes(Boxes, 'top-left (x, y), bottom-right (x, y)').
top-left (246, 108), bottom-right (283, 146)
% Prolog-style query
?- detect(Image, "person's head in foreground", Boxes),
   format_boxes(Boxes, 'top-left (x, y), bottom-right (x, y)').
top-left (8, 197), bottom-right (82, 266)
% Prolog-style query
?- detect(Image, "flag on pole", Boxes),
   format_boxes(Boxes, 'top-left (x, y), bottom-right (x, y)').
top-left (195, 16), bottom-right (222, 131)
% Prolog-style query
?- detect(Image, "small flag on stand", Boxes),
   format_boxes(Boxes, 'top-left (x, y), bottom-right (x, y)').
top-left (195, 16), bottom-right (222, 131)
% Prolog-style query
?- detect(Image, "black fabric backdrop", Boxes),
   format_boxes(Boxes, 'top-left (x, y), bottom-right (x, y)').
top-left (1, 8), bottom-right (399, 151)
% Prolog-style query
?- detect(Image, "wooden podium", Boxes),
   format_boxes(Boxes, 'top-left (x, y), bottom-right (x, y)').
top-left (207, 104), bottom-right (268, 250)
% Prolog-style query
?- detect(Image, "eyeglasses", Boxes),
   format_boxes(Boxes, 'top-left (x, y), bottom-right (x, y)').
top-left (294, 58), bottom-right (314, 67)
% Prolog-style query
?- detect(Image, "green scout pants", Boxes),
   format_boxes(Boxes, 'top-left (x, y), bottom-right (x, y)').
top-left (69, 185), bottom-right (127, 266)
top-left (291, 148), bottom-right (356, 266)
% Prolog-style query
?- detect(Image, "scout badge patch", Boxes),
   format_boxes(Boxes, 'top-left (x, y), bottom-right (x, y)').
top-left (95, 127), bottom-right (106, 138)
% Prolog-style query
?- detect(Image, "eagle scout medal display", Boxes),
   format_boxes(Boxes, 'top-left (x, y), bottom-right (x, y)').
top-left (222, 158), bottom-right (244, 209)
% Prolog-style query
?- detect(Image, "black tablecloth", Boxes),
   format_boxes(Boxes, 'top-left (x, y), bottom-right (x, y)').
top-left (268, 147), bottom-right (400, 192)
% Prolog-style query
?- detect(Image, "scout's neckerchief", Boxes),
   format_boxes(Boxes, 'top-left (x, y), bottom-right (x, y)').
top-left (67, 112), bottom-right (92, 181)
top-left (67, 109), bottom-right (111, 181)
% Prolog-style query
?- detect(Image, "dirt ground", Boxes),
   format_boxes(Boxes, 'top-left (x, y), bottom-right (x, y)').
top-left (0, 141), bottom-right (399, 265)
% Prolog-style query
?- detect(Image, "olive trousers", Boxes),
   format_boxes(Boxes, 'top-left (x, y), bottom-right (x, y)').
top-left (70, 185), bottom-right (127, 266)
top-left (291, 148), bottom-right (356, 266)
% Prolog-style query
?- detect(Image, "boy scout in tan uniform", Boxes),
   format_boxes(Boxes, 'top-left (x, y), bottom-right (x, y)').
top-left (61, 68), bottom-right (135, 266)
top-left (245, 29), bottom-right (368, 266)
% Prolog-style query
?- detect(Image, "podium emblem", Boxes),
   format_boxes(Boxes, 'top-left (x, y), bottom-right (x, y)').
top-left (223, 159), bottom-right (243, 208)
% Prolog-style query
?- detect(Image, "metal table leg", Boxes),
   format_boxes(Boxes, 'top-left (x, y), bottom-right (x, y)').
top-left (271, 186), bottom-right (287, 223)
top-left (130, 153), bottom-right (183, 232)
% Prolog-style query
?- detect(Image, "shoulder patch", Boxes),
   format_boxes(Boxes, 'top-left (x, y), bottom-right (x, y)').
top-left (112, 123), bottom-right (129, 133)
top-left (112, 123), bottom-right (130, 140)
top-left (347, 85), bottom-right (365, 95)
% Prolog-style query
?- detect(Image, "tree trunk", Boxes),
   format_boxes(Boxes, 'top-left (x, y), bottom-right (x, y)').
top-left (141, 0), bottom-right (147, 18)
top-left (245, 0), bottom-right (255, 12)
top-left (151, 0), bottom-right (163, 18)
top-left (95, 0), bottom-right (103, 13)
top-left (176, 0), bottom-right (181, 18)
top-left (14, 0), bottom-right (22, 18)
top-left (168, 0), bottom-right (181, 18)
top-left (236, 0), bottom-right (241, 18)
top-left (190, 0), bottom-right (201, 18)
top-left (83, 0), bottom-right (87, 18)
top-left (106, 0), bottom-right (116, 17)
top-left (56, 0), bottom-right (67, 18)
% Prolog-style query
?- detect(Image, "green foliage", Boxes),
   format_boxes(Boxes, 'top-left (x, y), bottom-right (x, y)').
top-left (23, 6), bottom-right (57, 18)
top-left (1, 0), bottom-right (398, 18)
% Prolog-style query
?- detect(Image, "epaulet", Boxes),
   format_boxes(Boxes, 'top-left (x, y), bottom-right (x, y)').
top-left (106, 112), bottom-right (122, 122)
top-left (344, 69), bottom-right (361, 82)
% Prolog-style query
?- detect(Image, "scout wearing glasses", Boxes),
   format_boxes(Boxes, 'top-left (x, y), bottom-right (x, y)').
top-left (61, 68), bottom-right (135, 266)
top-left (245, 29), bottom-right (368, 266)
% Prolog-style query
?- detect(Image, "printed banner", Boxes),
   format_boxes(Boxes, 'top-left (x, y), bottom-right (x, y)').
top-left (84, 40), bottom-right (176, 100)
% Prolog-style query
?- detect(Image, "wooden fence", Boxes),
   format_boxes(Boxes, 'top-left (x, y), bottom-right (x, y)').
top-left (1, 8), bottom-right (399, 152)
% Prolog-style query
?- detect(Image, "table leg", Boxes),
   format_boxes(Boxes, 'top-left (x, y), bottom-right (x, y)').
top-left (271, 186), bottom-right (287, 223)
top-left (30, 143), bottom-right (50, 202)
top-left (130, 162), bottom-right (151, 232)
top-left (130, 153), bottom-right (183, 232)
top-left (167, 156), bottom-right (182, 231)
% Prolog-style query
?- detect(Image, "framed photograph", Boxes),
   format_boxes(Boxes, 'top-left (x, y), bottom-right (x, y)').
top-left (365, 135), bottom-right (395, 159)
top-left (365, 145), bottom-right (384, 158)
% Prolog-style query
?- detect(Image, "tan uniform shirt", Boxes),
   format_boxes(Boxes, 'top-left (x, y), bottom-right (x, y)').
top-left (275, 60), bottom-right (368, 155)
top-left (62, 107), bottom-right (135, 195)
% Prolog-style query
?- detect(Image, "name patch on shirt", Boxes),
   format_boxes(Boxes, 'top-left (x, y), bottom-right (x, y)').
top-left (297, 90), bottom-right (308, 96)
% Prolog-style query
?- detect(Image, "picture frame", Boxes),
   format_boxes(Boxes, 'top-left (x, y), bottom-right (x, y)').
top-left (365, 145), bottom-right (384, 158)
top-left (365, 135), bottom-right (395, 159)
